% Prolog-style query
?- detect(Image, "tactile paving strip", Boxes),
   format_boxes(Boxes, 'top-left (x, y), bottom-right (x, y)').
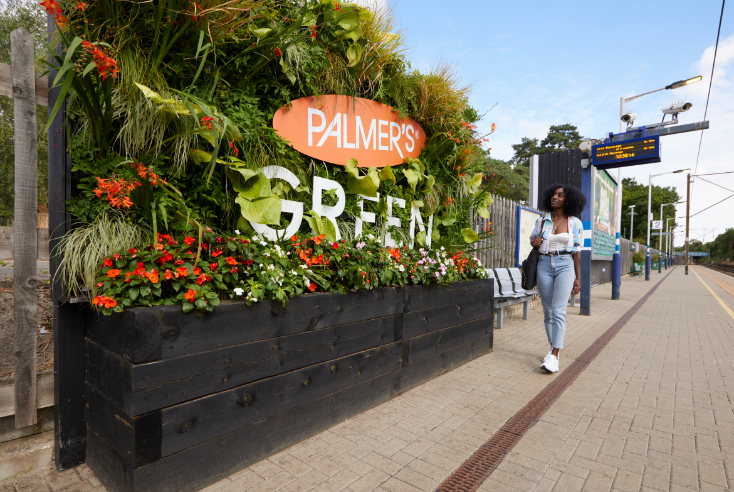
top-left (435, 268), bottom-right (676, 492)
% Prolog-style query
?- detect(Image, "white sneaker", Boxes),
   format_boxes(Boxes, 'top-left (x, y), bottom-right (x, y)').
top-left (541, 348), bottom-right (552, 362)
top-left (542, 354), bottom-right (559, 373)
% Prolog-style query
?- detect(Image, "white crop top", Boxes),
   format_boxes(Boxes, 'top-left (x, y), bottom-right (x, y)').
top-left (547, 233), bottom-right (570, 252)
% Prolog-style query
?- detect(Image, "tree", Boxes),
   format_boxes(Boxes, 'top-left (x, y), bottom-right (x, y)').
top-left (481, 151), bottom-right (529, 202)
top-left (539, 123), bottom-right (583, 151)
top-left (0, 0), bottom-right (48, 225)
top-left (511, 137), bottom-right (540, 168)
top-left (621, 177), bottom-right (681, 248)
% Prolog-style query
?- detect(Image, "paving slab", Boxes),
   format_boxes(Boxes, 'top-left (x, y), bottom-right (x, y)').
top-left (6, 267), bottom-right (728, 492)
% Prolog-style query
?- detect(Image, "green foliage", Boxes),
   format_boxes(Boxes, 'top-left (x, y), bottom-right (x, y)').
top-left (676, 228), bottom-right (734, 262)
top-left (46, 0), bottom-right (495, 308)
top-left (539, 123), bottom-right (583, 151)
top-left (511, 137), bottom-right (540, 168)
top-left (0, 0), bottom-right (48, 223)
top-left (621, 177), bottom-right (681, 249)
top-left (55, 211), bottom-right (149, 299)
top-left (633, 251), bottom-right (645, 263)
top-left (481, 152), bottom-right (529, 202)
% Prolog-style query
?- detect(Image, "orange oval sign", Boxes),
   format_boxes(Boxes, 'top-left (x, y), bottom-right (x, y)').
top-left (273, 95), bottom-right (426, 167)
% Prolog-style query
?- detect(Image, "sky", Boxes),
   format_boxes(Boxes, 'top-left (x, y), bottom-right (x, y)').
top-left (362, 0), bottom-right (733, 248)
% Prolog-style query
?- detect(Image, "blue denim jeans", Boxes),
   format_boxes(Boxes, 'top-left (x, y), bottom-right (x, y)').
top-left (537, 254), bottom-right (576, 349)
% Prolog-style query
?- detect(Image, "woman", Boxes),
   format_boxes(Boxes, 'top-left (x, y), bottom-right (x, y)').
top-left (529, 183), bottom-right (586, 373)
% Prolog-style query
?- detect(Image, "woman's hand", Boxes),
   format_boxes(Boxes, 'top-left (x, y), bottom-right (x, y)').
top-left (531, 237), bottom-right (543, 248)
top-left (572, 278), bottom-right (580, 296)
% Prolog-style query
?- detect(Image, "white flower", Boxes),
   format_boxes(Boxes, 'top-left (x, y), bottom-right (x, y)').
top-left (233, 287), bottom-right (244, 296)
top-left (304, 278), bottom-right (311, 287)
top-left (260, 241), bottom-right (267, 246)
top-left (440, 246), bottom-right (445, 251)
top-left (235, 229), bottom-right (241, 235)
top-left (398, 265), bottom-right (405, 272)
top-left (299, 264), bottom-right (308, 269)
top-left (367, 234), bottom-right (375, 240)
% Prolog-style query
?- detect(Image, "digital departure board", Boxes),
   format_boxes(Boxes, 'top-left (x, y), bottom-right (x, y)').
top-left (591, 135), bottom-right (661, 169)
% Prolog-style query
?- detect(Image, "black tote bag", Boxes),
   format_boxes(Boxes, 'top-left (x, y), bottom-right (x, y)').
top-left (521, 217), bottom-right (544, 290)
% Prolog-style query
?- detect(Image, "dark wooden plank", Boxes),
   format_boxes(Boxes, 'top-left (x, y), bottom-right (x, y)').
top-left (396, 335), bottom-right (492, 395)
top-left (85, 384), bottom-right (161, 468)
top-left (401, 297), bottom-right (493, 340)
top-left (404, 280), bottom-right (491, 313)
top-left (87, 372), bottom-right (396, 491)
top-left (127, 317), bottom-right (396, 415)
top-left (159, 287), bottom-right (403, 359)
top-left (86, 316), bottom-right (396, 415)
top-left (54, 304), bottom-right (87, 469)
top-left (86, 428), bottom-right (135, 492)
top-left (160, 343), bottom-right (402, 456)
top-left (86, 309), bottom-right (162, 364)
top-left (405, 316), bottom-right (492, 364)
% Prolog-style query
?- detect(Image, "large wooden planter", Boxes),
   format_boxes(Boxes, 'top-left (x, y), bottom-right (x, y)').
top-left (85, 279), bottom-right (494, 492)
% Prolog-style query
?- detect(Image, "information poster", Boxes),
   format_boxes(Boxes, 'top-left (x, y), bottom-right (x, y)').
top-left (516, 206), bottom-right (542, 266)
top-left (592, 169), bottom-right (619, 260)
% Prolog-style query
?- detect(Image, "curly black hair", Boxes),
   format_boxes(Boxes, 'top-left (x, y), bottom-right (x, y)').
top-left (540, 183), bottom-right (587, 217)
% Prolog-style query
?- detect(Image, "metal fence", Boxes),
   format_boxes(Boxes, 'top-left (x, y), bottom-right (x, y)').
top-left (470, 195), bottom-right (542, 269)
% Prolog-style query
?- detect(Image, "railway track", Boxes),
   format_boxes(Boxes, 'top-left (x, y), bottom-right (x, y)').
top-left (701, 263), bottom-right (734, 277)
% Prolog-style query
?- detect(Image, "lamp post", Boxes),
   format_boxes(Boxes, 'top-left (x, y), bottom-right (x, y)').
top-left (627, 205), bottom-right (637, 241)
top-left (658, 201), bottom-right (685, 273)
top-left (620, 75), bottom-right (703, 132)
top-left (647, 169), bottom-right (690, 281)
top-left (665, 217), bottom-right (676, 269)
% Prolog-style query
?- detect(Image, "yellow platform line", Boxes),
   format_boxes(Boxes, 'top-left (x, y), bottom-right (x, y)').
top-left (691, 267), bottom-right (734, 321)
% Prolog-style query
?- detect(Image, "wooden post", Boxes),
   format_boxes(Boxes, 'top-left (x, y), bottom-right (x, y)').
top-left (46, 15), bottom-right (87, 468)
top-left (11, 28), bottom-right (38, 429)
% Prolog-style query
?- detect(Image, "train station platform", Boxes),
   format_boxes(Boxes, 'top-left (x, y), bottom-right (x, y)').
top-left (4, 265), bottom-right (734, 492)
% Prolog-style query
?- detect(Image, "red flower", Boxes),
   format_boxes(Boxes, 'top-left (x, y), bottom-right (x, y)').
top-left (226, 256), bottom-right (237, 265)
top-left (200, 116), bottom-right (215, 130)
top-left (209, 263), bottom-right (218, 270)
top-left (212, 249), bottom-right (223, 257)
top-left (193, 267), bottom-right (201, 275)
top-left (184, 289), bottom-right (197, 303)
top-left (128, 248), bottom-right (136, 256)
top-left (274, 47), bottom-right (282, 57)
top-left (133, 262), bottom-right (146, 276)
top-left (103, 257), bottom-right (113, 268)
top-left (75, 2), bottom-right (86, 10)
top-left (92, 296), bottom-right (117, 308)
top-left (146, 270), bottom-right (159, 284)
top-left (308, 283), bottom-right (317, 292)
top-left (164, 269), bottom-right (173, 280)
top-left (175, 259), bottom-right (184, 265)
top-left (291, 235), bottom-right (298, 241)
top-left (176, 267), bottom-right (189, 278)
top-left (184, 236), bottom-right (195, 246)
top-left (107, 269), bottom-right (121, 278)
top-left (332, 242), bottom-right (339, 249)
top-left (97, 282), bottom-right (103, 287)
top-left (158, 252), bottom-right (173, 264)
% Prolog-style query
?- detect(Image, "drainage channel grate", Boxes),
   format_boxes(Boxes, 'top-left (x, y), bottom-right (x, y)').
top-left (435, 268), bottom-right (675, 492)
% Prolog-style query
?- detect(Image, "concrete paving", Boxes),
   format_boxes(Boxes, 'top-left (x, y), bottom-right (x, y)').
top-left (2, 266), bottom-right (732, 492)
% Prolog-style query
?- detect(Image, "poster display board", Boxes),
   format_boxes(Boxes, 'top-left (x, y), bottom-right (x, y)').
top-left (591, 168), bottom-right (619, 260)
top-left (515, 206), bottom-right (543, 267)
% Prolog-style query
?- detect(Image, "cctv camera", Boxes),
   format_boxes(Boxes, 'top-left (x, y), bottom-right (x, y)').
top-left (661, 102), bottom-right (692, 115)
top-left (621, 112), bottom-right (637, 125)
